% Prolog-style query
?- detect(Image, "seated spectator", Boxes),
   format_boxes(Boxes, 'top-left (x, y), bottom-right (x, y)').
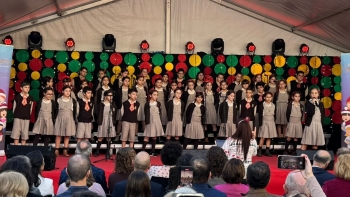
top-left (244, 161), bottom-right (280, 197)
top-left (112, 151), bottom-right (164, 197)
top-left (176, 153), bottom-right (194, 166)
top-left (56, 154), bottom-right (92, 197)
top-left (207, 146), bottom-right (227, 187)
top-left (59, 141), bottom-right (107, 193)
top-left (311, 150), bottom-right (335, 186)
top-left (164, 187), bottom-right (201, 197)
top-left (283, 171), bottom-right (310, 197)
top-left (147, 141), bottom-right (182, 179)
top-left (72, 190), bottom-right (102, 197)
top-left (336, 147), bottom-right (350, 157)
top-left (125, 171), bottom-right (151, 197)
top-left (0, 155), bottom-right (42, 197)
top-left (57, 166), bottom-right (105, 197)
top-left (108, 147), bottom-right (136, 193)
top-left (0, 171), bottom-right (29, 197)
top-left (26, 150), bottom-right (54, 196)
top-left (322, 154), bottom-right (350, 197)
top-left (190, 156), bottom-right (227, 197)
top-left (214, 158), bottom-right (249, 197)
top-left (221, 121), bottom-right (257, 177)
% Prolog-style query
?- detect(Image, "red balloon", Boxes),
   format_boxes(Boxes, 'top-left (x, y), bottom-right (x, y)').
top-left (141, 53), bottom-right (150, 62)
top-left (178, 54), bottom-right (186, 62)
top-left (226, 76), bottom-right (236, 85)
top-left (264, 55), bottom-right (272, 64)
top-left (322, 89), bottom-right (331, 97)
top-left (332, 112), bottom-right (342, 124)
top-left (239, 55), bottom-right (252, 67)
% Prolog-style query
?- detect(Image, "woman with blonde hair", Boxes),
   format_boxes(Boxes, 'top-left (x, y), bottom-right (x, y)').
top-left (322, 154), bottom-right (350, 197)
top-left (0, 171), bottom-right (29, 197)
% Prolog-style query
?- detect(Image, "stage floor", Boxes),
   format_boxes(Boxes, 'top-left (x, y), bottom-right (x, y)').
top-left (0, 153), bottom-right (318, 196)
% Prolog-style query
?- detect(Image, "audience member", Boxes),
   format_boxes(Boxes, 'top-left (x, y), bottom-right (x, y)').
top-left (58, 141), bottom-right (107, 192)
top-left (0, 155), bottom-right (42, 197)
top-left (322, 154), bottom-right (350, 197)
top-left (214, 158), bottom-right (249, 197)
top-left (147, 141), bottom-right (182, 179)
top-left (108, 147), bottom-right (136, 193)
top-left (112, 151), bottom-right (164, 197)
top-left (311, 150), bottom-right (335, 186)
top-left (336, 147), bottom-right (350, 157)
top-left (283, 171), bottom-right (310, 197)
top-left (190, 156), bottom-right (227, 197)
top-left (56, 154), bottom-right (91, 197)
top-left (72, 191), bottom-right (102, 197)
top-left (0, 171), bottom-right (29, 197)
top-left (164, 187), bottom-right (202, 197)
top-left (176, 153), bottom-right (194, 166)
top-left (57, 166), bottom-right (105, 197)
top-left (125, 171), bottom-right (151, 197)
top-left (207, 146), bottom-right (228, 187)
top-left (26, 150), bottom-right (54, 196)
top-left (245, 161), bottom-right (280, 197)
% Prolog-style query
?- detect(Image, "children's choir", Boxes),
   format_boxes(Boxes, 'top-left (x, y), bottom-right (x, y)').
top-left (10, 68), bottom-right (325, 155)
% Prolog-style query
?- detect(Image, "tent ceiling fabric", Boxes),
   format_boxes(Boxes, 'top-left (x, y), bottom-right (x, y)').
top-left (223, 0), bottom-right (350, 51)
top-left (0, 0), bottom-right (97, 29)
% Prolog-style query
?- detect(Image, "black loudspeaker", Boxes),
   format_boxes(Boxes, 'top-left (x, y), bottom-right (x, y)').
top-left (296, 150), bottom-right (334, 170)
top-left (182, 149), bottom-right (208, 158)
top-left (6, 145), bottom-right (56, 171)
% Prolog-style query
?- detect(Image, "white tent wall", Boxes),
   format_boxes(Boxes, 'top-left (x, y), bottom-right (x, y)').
top-left (6, 0), bottom-right (341, 56)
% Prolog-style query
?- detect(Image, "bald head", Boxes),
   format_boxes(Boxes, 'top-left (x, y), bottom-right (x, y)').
top-left (313, 150), bottom-right (331, 169)
top-left (134, 151), bottom-right (150, 172)
top-left (75, 140), bottom-right (92, 158)
top-left (284, 170), bottom-right (310, 197)
top-left (67, 154), bottom-right (91, 183)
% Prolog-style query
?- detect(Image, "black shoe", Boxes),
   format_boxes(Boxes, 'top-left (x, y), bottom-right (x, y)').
top-left (265, 149), bottom-right (272, 157)
top-left (93, 151), bottom-right (99, 157)
top-left (257, 149), bottom-right (262, 157)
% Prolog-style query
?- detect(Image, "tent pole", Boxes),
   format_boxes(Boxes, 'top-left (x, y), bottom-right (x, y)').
top-left (165, 0), bottom-right (171, 54)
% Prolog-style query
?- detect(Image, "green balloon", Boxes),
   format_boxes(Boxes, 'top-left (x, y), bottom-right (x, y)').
top-left (322, 56), bottom-right (331, 64)
top-left (100, 52), bottom-right (109, 61)
top-left (85, 52), bottom-right (94, 60)
top-left (320, 77), bottom-right (332, 88)
top-left (333, 76), bottom-right (341, 84)
top-left (42, 68), bottom-right (55, 78)
top-left (29, 89), bottom-right (40, 101)
top-left (276, 68), bottom-right (284, 75)
top-left (124, 53), bottom-right (137, 65)
top-left (7, 110), bottom-right (13, 123)
top-left (226, 55), bottom-right (238, 67)
top-left (203, 54), bottom-right (214, 67)
top-left (253, 55), bottom-right (261, 63)
top-left (55, 51), bottom-right (69, 63)
top-left (152, 54), bottom-right (165, 66)
top-left (214, 63), bottom-right (227, 74)
top-left (68, 60), bottom-right (81, 72)
top-left (188, 67), bottom-right (201, 79)
top-left (165, 54), bottom-right (174, 62)
top-left (334, 85), bottom-right (341, 92)
top-left (323, 117), bottom-right (331, 125)
top-left (85, 73), bottom-right (93, 82)
top-left (16, 50), bottom-right (29, 62)
top-left (311, 69), bottom-right (319, 77)
top-left (83, 61), bottom-right (95, 72)
top-left (100, 61), bottom-right (109, 69)
top-left (241, 67), bottom-right (249, 75)
top-left (287, 56), bottom-right (298, 68)
top-left (31, 80), bottom-right (40, 89)
top-left (44, 50), bottom-right (54, 59)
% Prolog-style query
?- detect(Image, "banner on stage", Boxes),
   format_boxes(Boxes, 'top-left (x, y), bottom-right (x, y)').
top-left (0, 44), bottom-right (14, 156)
top-left (341, 53), bottom-right (350, 148)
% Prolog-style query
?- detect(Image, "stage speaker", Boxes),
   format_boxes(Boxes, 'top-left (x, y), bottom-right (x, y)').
top-left (296, 150), bottom-right (334, 170)
top-left (6, 145), bottom-right (56, 171)
top-left (182, 149), bottom-right (208, 158)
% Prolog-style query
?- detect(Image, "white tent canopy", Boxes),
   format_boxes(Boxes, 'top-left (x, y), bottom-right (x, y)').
top-left (0, 0), bottom-right (345, 56)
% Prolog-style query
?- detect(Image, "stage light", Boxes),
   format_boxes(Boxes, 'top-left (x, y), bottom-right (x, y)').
top-left (300, 44), bottom-right (309, 55)
top-left (185, 41), bottom-right (195, 54)
top-left (246, 42), bottom-right (256, 55)
top-left (272, 39), bottom-right (285, 55)
top-left (3, 35), bottom-right (13, 45)
top-left (28, 31), bottom-right (42, 49)
top-left (140, 40), bottom-right (149, 52)
top-left (102, 34), bottom-right (116, 52)
top-left (211, 38), bottom-right (224, 55)
top-left (65, 38), bottom-right (75, 51)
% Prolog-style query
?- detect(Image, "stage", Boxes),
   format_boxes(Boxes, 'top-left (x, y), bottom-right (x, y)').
top-left (0, 153), bottom-right (324, 196)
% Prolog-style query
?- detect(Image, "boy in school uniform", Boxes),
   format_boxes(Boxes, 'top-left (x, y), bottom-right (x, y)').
top-left (76, 87), bottom-right (94, 143)
top-left (121, 89), bottom-right (140, 148)
top-left (11, 81), bottom-right (34, 145)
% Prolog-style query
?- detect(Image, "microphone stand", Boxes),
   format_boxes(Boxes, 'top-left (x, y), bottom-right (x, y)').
top-left (94, 99), bottom-right (114, 163)
top-left (203, 91), bottom-right (207, 150)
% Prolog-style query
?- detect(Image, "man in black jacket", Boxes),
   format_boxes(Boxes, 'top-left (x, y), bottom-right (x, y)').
top-left (312, 150), bottom-right (335, 186)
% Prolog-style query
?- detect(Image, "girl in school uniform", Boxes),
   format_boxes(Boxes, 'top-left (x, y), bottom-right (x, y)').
top-left (77, 80), bottom-right (88, 100)
top-left (195, 72), bottom-right (205, 93)
top-left (142, 90), bottom-right (164, 156)
top-left (264, 74), bottom-right (277, 95)
top-left (182, 80), bottom-right (196, 125)
top-left (112, 69), bottom-right (129, 90)
top-left (162, 73), bottom-right (170, 91)
top-left (153, 78), bottom-right (168, 127)
top-left (238, 87), bottom-right (256, 130)
top-left (168, 81), bottom-right (178, 101)
top-left (257, 92), bottom-right (277, 157)
top-left (250, 74), bottom-right (264, 94)
top-left (235, 79), bottom-right (250, 105)
top-left (183, 92), bottom-right (206, 150)
top-left (284, 91), bottom-right (304, 155)
top-left (274, 79), bottom-right (289, 138)
top-left (165, 88), bottom-right (185, 141)
top-left (301, 88), bottom-right (325, 150)
top-left (94, 89), bottom-right (117, 156)
top-left (96, 76), bottom-right (111, 104)
top-left (40, 76), bottom-right (56, 100)
top-left (203, 82), bottom-right (218, 141)
top-left (216, 81), bottom-right (229, 126)
top-left (115, 76), bottom-right (130, 135)
top-left (54, 85), bottom-right (77, 157)
top-left (33, 87), bottom-right (57, 146)
top-left (135, 75), bottom-right (148, 133)
top-left (218, 91), bottom-right (237, 138)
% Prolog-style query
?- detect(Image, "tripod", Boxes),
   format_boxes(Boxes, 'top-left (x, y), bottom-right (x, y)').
top-left (94, 104), bottom-right (114, 163)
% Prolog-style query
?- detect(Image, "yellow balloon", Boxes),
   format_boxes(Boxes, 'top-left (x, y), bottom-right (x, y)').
top-left (70, 72), bottom-right (78, 79)
top-left (165, 63), bottom-right (174, 71)
top-left (10, 67), bottom-right (16, 79)
top-left (18, 63), bottom-right (28, 71)
top-left (287, 76), bottom-right (297, 84)
top-left (31, 71), bottom-right (40, 80)
top-left (31, 50), bottom-right (41, 58)
top-left (228, 67), bottom-right (236, 76)
top-left (332, 64), bottom-right (341, 76)
top-left (154, 66), bottom-right (162, 75)
top-left (262, 72), bottom-right (272, 84)
top-left (334, 92), bottom-right (342, 101)
top-left (111, 75), bottom-right (117, 85)
top-left (9, 80), bottom-right (14, 88)
top-left (242, 75), bottom-right (251, 83)
top-left (274, 55), bottom-right (286, 67)
top-left (264, 63), bottom-right (272, 72)
top-left (71, 51), bottom-right (80, 60)
top-left (127, 66), bottom-right (135, 74)
top-left (321, 97), bottom-right (332, 108)
top-left (57, 63), bottom-right (66, 72)
top-left (251, 63), bottom-right (263, 75)
top-left (310, 56), bottom-right (321, 68)
top-left (112, 66), bottom-right (121, 75)
top-left (298, 64), bottom-right (309, 75)
top-left (189, 54), bottom-right (201, 67)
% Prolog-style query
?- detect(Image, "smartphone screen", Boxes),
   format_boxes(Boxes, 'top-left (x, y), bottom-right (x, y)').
top-left (278, 155), bottom-right (305, 170)
top-left (180, 167), bottom-right (193, 187)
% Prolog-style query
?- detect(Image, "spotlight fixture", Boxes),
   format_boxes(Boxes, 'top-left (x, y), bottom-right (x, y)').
top-left (185, 41), bottom-right (195, 54)
top-left (65, 38), bottom-right (75, 51)
top-left (272, 39), bottom-right (285, 55)
top-left (299, 44), bottom-right (309, 55)
top-left (102, 34), bottom-right (116, 52)
top-left (211, 38), bottom-right (224, 55)
top-left (28, 31), bottom-right (42, 49)
top-left (246, 42), bottom-right (256, 55)
top-left (140, 40), bottom-right (149, 53)
top-left (3, 35), bottom-right (13, 45)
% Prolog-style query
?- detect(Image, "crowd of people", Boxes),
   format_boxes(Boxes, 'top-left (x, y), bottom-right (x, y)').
top-left (1, 140), bottom-right (349, 197)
